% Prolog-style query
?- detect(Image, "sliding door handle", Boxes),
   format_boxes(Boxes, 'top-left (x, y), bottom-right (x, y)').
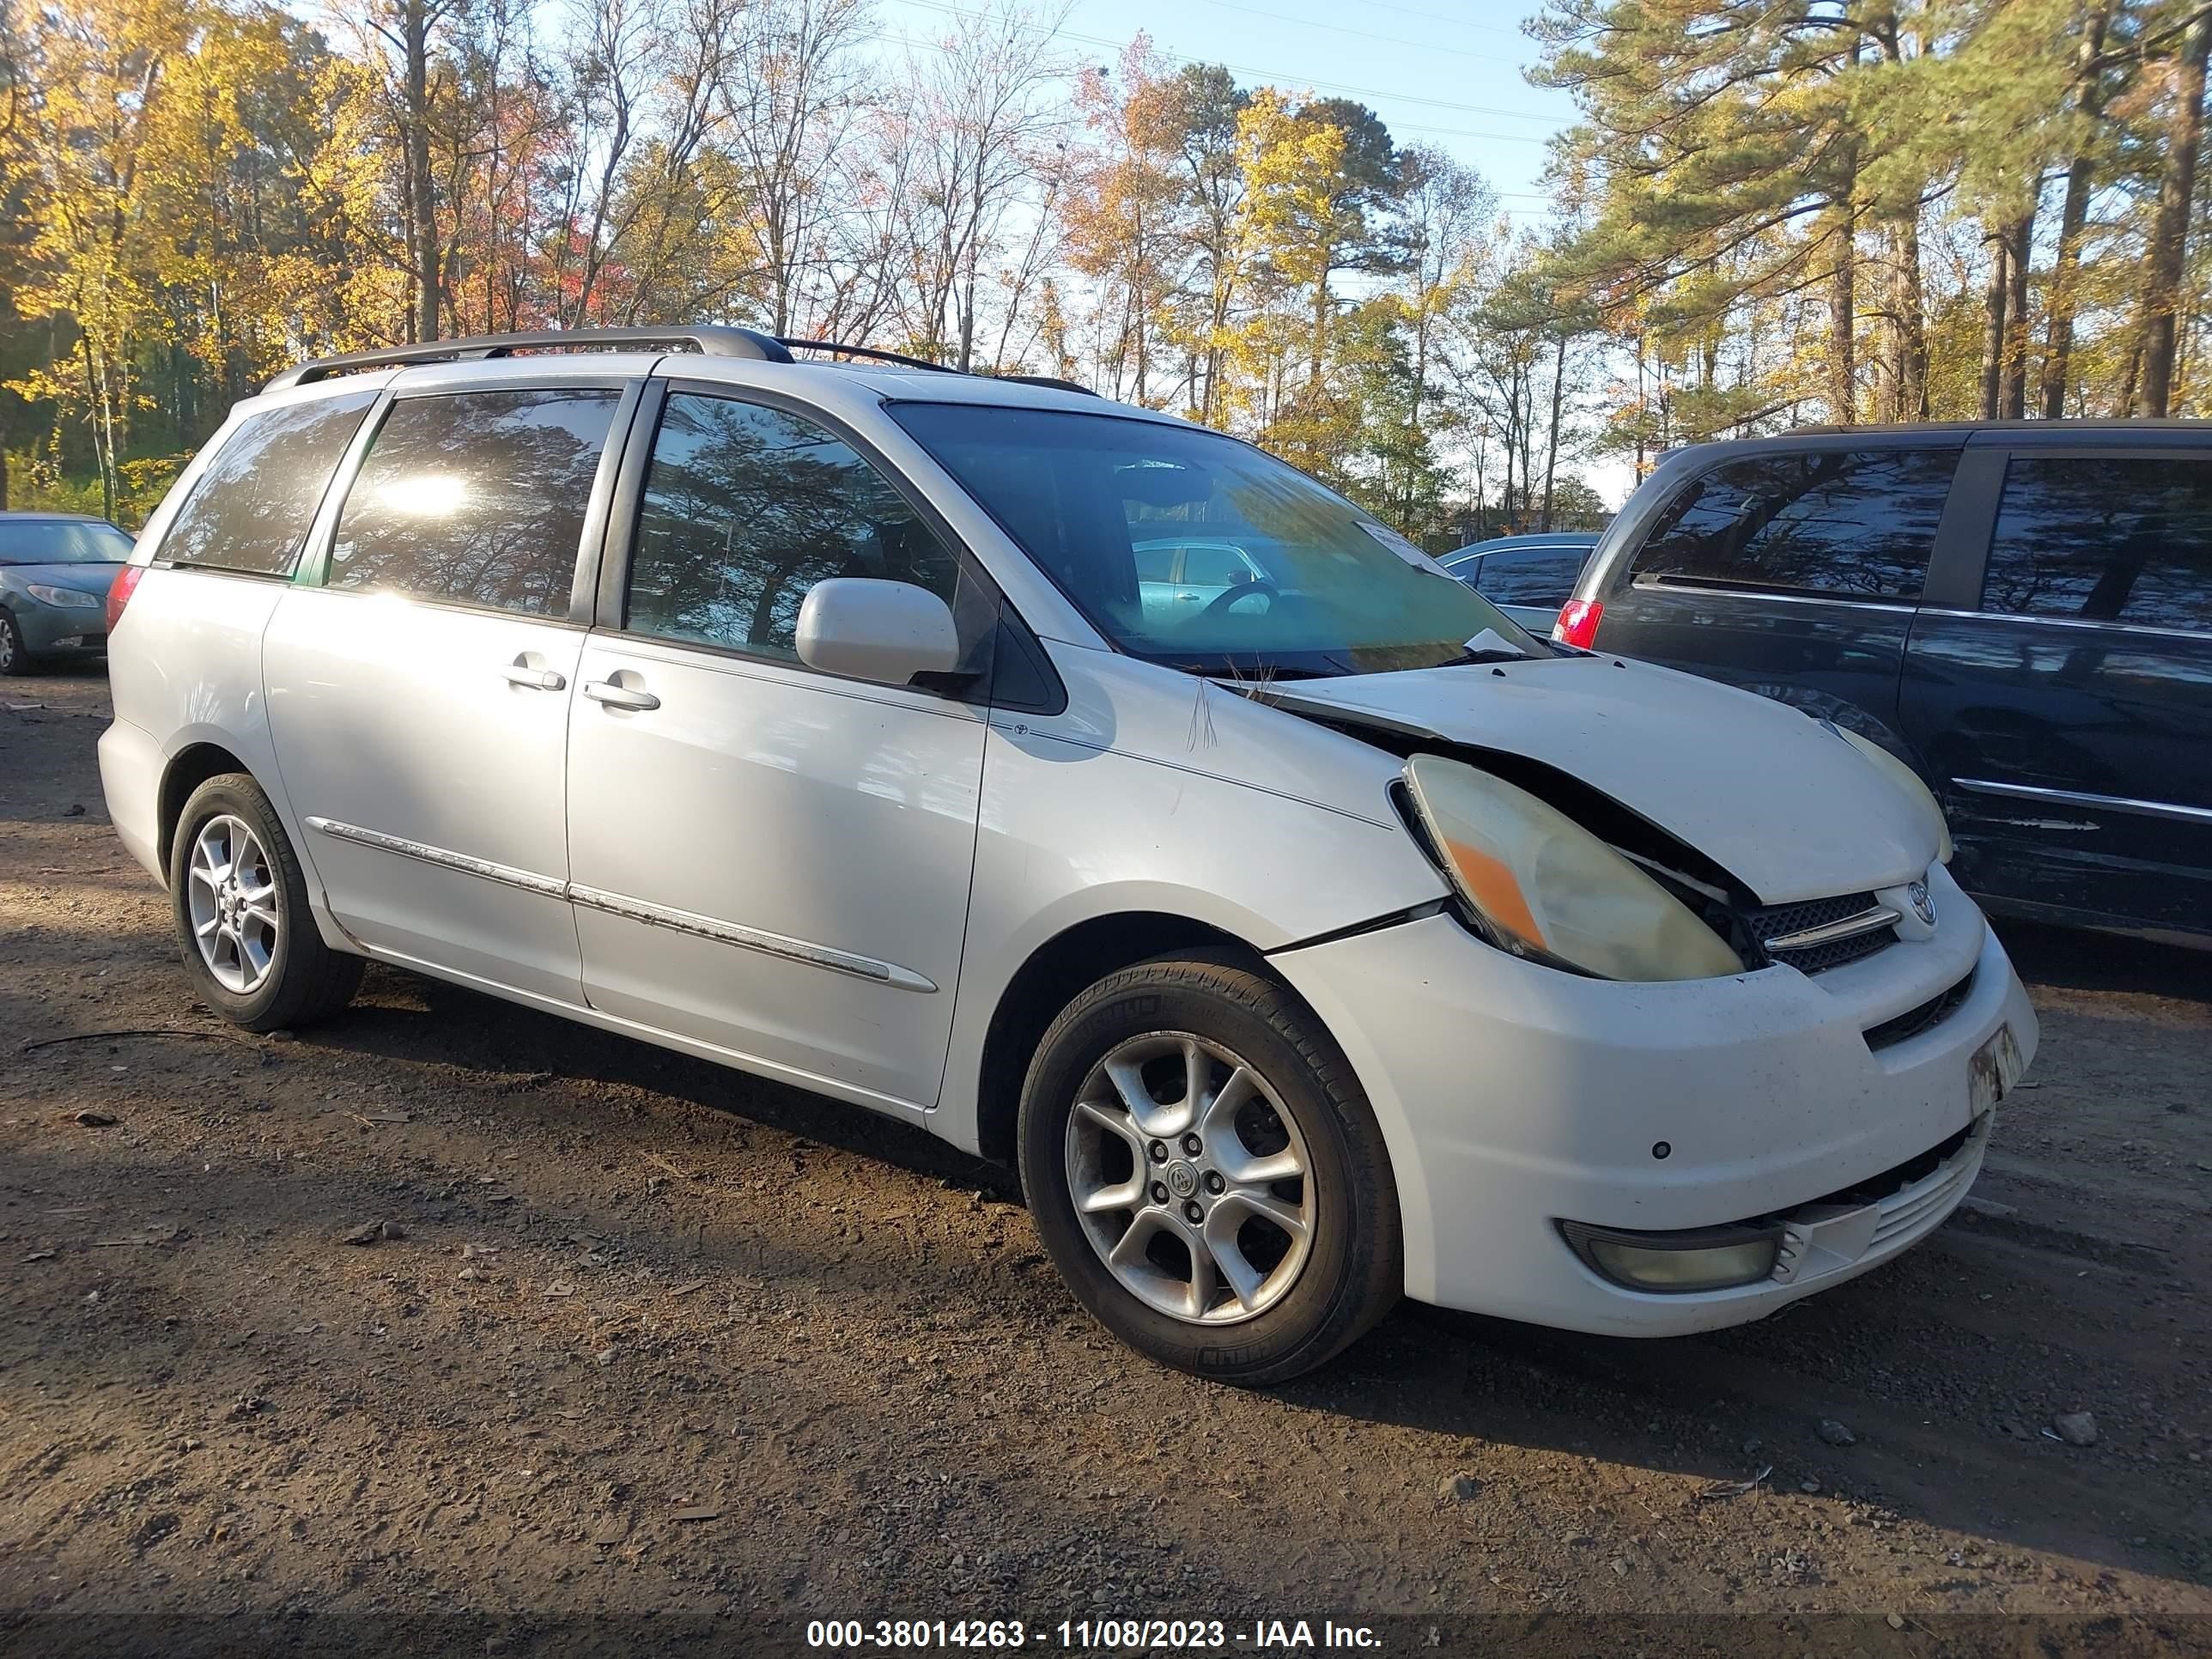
top-left (583, 679), bottom-right (660, 712)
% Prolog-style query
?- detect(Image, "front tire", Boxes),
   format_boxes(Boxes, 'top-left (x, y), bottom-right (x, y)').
top-left (0, 611), bottom-right (30, 676)
top-left (168, 773), bottom-right (362, 1031)
top-left (1018, 953), bottom-right (1401, 1385)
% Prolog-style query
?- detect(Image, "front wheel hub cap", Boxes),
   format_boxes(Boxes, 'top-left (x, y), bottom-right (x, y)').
top-left (1063, 1031), bottom-right (1316, 1326)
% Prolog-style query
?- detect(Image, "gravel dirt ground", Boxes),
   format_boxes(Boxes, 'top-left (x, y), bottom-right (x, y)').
top-left (2, 669), bottom-right (2209, 1659)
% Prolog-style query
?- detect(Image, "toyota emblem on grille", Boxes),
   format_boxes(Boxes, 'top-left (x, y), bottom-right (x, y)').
top-left (1908, 880), bottom-right (1936, 927)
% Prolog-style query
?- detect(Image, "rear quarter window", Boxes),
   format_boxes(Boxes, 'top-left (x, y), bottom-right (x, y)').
top-left (1630, 449), bottom-right (1955, 602)
top-left (155, 392), bottom-right (380, 575)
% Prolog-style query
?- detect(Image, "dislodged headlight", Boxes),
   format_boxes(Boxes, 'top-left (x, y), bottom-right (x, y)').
top-left (1401, 754), bottom-right (1744, 982)
top-left (1829, 725), bottom-right (1952, 864)
top-left (26, 583), bottom-right (100, 609)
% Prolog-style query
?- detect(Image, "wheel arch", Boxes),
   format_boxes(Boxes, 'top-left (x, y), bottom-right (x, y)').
top-left (158, 742), bottom-right (254, 883)
top-left (972, 911), bottom-right (1255, 1176)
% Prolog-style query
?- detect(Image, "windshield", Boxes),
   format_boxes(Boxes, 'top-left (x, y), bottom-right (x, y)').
top-left (888, 403), bottom-right (1547, 677)
top-left (0, 520), bottom-right (133, 566)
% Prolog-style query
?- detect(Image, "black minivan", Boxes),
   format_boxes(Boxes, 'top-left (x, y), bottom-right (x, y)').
top-left (1559, 422), bottom-right (2212, 947)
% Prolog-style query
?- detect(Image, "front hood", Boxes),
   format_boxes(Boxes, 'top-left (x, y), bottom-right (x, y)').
top-left (1259, 656), bottom-right (1936, 904)
top-left (3, 562), bottom-right (121, 596)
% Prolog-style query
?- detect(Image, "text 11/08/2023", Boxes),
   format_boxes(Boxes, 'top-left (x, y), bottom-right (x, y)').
top-left (805, 1618), bottom-right (1383, 1650)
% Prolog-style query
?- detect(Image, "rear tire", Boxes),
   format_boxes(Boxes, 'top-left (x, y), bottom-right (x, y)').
top-left (168, 773), bottom-right (362, 1031)
top-left (1018, 952), bottom-right (1401, 1385)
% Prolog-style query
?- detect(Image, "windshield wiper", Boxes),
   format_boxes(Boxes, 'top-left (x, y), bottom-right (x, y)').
top-left (1176, 662), bottom-right (1340, 682)
top-left (1431, 647), bottom-right (1531, 667)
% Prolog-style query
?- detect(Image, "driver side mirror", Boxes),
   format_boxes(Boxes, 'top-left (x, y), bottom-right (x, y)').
top-left (796, 578), bottom-right (962, 686)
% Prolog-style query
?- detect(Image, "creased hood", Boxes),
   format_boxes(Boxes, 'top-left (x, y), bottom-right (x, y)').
top-left (1259, 656), bottom-right (1937, 905)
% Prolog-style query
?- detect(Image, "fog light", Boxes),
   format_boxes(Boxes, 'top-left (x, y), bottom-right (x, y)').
top-left (1559, 1221), bottom-right (1782, 1292)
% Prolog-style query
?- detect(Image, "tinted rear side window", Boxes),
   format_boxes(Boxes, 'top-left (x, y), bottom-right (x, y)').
top-left (1477, 546), bottom-right (1586, 605)
top-left (326, 388), bottom-right (619, 617)
top-left (1981, 455), bottom-right (2212, 631)
top-left (158, 392), bottom-right (379, 575)
top-left (1631, 450), bottom-right (1954, 601)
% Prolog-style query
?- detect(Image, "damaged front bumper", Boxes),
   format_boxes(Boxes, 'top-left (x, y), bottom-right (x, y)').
top-left (1269, 860), bottom-right (2037, 1336)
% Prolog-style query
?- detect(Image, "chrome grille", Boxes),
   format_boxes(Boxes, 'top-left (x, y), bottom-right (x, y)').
top-left (1743, 890), bottom-right (1898, 974)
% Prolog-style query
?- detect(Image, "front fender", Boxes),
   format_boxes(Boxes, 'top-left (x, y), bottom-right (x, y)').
top-left (933, 718), bottom-right (1446, 1154)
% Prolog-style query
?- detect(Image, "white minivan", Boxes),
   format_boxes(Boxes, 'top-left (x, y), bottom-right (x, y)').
top-left (98, 327), bottom-right (2036, 1382)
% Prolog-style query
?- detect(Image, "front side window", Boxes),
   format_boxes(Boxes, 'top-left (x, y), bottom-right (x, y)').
top-left (326, 388), bottom-right (619, 617)
top-left (1632, 450), bottom-right (1954, 602)
top-left (1981, 456), bottom-right (2212, 631)
top-left (887, 403), bottom-right (1537, 677)
top-left (1179, 544), bottom-right (1253, 588)
top-left (624, 392), bottom-right (969, 661)
top-left (159, 392), bottom-right (380, 575)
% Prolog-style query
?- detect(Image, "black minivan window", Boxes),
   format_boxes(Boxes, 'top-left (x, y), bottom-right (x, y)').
top-left (326, 388), bottom-right (618, 617)
top-left (1477, 546), bottom-right (1586, 605)
top-left (159, 392), bottom-right (379, 575)
top-left (625, 392), bottom-right (968, 661)
top-left (1632, 450), bottom-right (1954, 602)
top-left (1981, 456), bottom-right (2212, 631)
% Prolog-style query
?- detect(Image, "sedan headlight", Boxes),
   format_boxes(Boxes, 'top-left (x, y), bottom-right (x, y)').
top-left (25, 583), bottom-right (100, 609)
top-left (1829, 726), bottom-right (1952, 864)
top-left (1401, 754), bottom-right (1744, 981)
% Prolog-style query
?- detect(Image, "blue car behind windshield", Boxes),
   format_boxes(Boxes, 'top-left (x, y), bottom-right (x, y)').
top-left (1438, 533), bottom-right (1601, 635)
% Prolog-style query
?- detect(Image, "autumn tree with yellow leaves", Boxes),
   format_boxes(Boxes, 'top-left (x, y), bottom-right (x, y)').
top-left (2, 0), bottom-right (2203, 539)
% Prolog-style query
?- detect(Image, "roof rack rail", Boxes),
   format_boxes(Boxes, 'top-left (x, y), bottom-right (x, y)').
top-left (779, 338), bottom-right (958, 374)
top-left (264, 325), bottom-right (793, 392)
top-left (993, 373), bottom-right (1097, 397)
top-left (780, 338), bottom-right (1097, 394)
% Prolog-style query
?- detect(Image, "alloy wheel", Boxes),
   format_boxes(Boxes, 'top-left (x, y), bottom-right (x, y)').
top-left (1063, 1031), bottom-right (1315, 1325)
top-left (186, 814), bottom-right (280, 994)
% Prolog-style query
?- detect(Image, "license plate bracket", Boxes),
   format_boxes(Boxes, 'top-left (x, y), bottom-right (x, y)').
top-left (1969, 1023), bottom-right (2023, 1117)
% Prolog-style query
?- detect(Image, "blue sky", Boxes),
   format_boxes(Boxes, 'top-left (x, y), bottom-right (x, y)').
top-left (873, 0), bottom-right (1579, 226)
top-left (871, 0), bottom-right (1628, 506)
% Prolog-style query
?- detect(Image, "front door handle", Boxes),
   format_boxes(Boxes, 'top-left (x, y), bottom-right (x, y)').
top-left (583, 678), bottom-right (660, 712)
top-left (501, 657), bottom-right (566, 690)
